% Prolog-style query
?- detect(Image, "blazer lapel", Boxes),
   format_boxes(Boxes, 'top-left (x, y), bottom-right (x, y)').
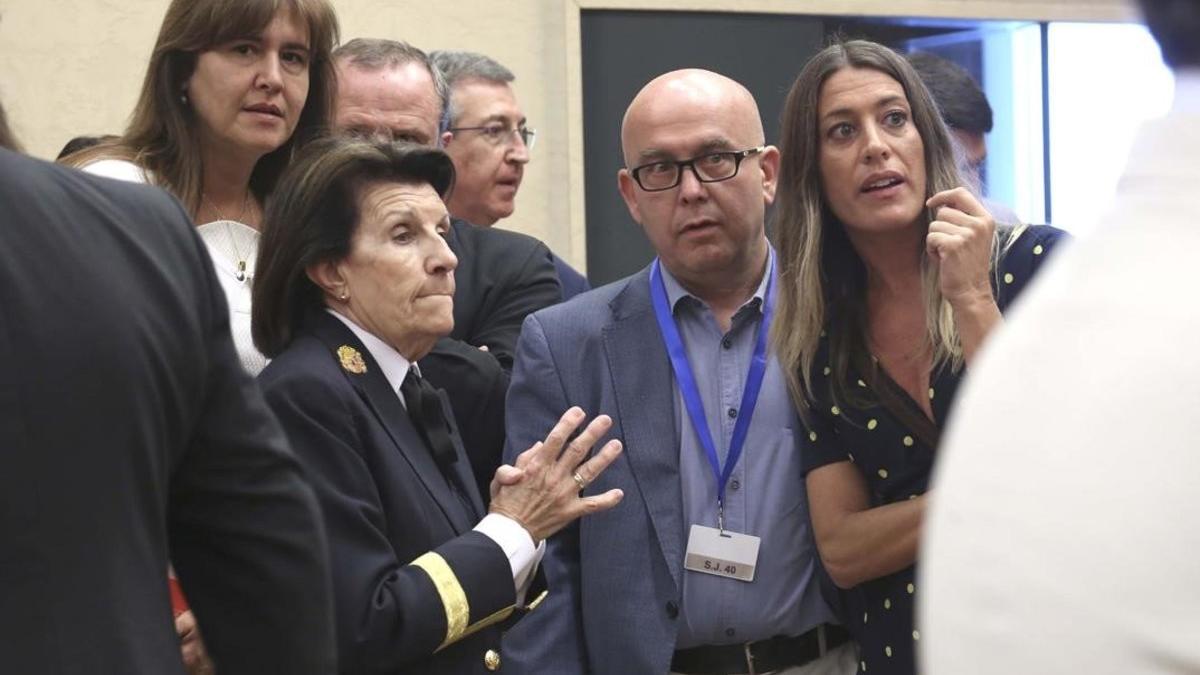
top-left (307, 311), bottom-right (476, 534)
top-left (440, 387), bottom-right (486, 520)
top-left (603, 268), bottom-right (685, 590)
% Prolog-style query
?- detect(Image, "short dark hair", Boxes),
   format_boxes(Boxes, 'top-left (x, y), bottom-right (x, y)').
top-left (906, 51), bottom-right (993, 135)
top-left (1138, 0), bottom-right (1200, 67)
top-left (252, 137), bottom-right (456, 355)
top-left (57, 135), bottom-right (120, 161)
top-left (333, 38), bottom-right (450, 119)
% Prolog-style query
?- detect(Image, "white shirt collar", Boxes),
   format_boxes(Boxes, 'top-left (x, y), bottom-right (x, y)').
top-left (326, 308), bottom-right (412, 394)
top-left (1173, 68), bottom-right (1200, 115)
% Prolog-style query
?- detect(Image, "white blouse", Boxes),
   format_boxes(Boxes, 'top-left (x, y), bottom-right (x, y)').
top-left (80, 159), bottom-right (269, 374)
top-left (196, 220), bottom-right (267, 374)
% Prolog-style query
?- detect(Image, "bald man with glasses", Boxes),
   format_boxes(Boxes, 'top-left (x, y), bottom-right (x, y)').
top-left (500, 69), bottom-right (854, 675)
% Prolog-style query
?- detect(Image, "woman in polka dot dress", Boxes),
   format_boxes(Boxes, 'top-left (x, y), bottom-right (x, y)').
top-left (770, 40), bottom-right (1067, 674)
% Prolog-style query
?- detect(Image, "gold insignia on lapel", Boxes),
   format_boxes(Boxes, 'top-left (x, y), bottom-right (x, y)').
top-left (337, 345), bottom-right (367, 374)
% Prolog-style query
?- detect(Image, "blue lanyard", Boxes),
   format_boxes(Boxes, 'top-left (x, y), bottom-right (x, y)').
top-left (649, 256), bottom-right (776, 516)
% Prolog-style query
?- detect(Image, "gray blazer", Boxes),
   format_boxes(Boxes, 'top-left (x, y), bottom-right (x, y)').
top-left (501, 266), bottom-right (686, 674)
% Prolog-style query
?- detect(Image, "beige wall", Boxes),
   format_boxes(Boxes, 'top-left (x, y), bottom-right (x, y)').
top-left (0, 0), bottom-right (1134, 269)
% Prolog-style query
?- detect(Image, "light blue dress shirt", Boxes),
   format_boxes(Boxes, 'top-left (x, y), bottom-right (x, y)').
top-left (660, 248), bottom-right (839, 648)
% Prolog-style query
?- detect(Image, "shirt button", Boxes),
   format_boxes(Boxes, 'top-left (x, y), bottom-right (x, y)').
top-left (725, 628), bottom-right (736, 638)
top-left (665, 601), bottom-right (679, 619)
top-left (721, 336), bottom-right (733, 349)
top-left (730, 479), bottom-right (740, 490)
top-left (727, 407), bottom-right (737, 419)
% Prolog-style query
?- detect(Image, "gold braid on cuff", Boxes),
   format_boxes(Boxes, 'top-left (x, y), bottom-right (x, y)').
top-left (410, 552), bottom-right (469, 650)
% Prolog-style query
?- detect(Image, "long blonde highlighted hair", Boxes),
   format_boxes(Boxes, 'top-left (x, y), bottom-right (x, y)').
top-left (771, 39), bottom-right (1023, 416)
top-left (62, 0), bottom-right (339, 216)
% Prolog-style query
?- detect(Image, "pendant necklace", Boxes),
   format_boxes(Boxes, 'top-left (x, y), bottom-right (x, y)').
top-left (202, 191), bottom-right (252, 282)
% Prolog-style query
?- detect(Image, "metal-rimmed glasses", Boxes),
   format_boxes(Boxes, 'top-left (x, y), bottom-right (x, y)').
top-left (629, 146), bottom-right (766, 192)
top-left (447, 122), bottom-right (537, 151)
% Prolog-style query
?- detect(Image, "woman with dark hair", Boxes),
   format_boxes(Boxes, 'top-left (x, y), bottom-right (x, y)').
top-left (64, 0), bottom-right (339, 374)
top-left (252, 136), bottom-right (625, 673)
top-left (771, 40), bottom-right (1066, 674)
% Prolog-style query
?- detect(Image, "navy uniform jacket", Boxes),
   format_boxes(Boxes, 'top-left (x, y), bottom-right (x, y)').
top-left (260, 310), bottom-right (540, 674)
top-left (0, 148), bottom-right (335, 674)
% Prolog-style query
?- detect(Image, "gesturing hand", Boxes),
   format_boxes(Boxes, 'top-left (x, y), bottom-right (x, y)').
top-left (489, 407), bottom-right (624, 543)
top-left (926, 187), bottom-right (996, 310)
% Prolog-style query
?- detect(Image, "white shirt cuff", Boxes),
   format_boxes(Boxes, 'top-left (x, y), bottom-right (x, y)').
top-left (473, 513), bottom-right (545, 603)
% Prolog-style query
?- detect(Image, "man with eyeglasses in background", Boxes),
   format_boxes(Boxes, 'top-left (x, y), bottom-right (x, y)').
top-left (432, 50), bottom-right (591, 300)
top-left (500, 69), bottom-right (853, 675)
top-left (905, 51), bottom-right (1020, 225)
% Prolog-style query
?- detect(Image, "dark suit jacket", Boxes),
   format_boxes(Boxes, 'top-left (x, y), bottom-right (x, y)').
top-left (551, 252), bottom-right (591, 301)
top-left (259, 310), bottom-right (530, 674)
top-left (443, 217), bottom-right (562, 370)
top-left (421, 218), bottom-right (562, 500)
top-left (0, 148), bottom-right (335, 674)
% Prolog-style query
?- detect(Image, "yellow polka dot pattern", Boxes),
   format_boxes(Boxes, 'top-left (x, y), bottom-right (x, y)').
top-left (1033, 244), bottom-right (1044, 255)
top-left (884, 598), bottom-right (891, 610)
top-left (867, 419), bottom-right (878, 430)
top-left (885, 646), bottom-right (893, 657)
top-left (1004, 272), bottom-right (1015, 284)
top-left (809, 431), bottom-right (817, 442)
top-left (907, 583), bottom-right (915, 594)
top-left (831, 405), bottom-right (840, 416)
top-left (902, 436), bottom-right (914, 447)
top-left (877, 468), bottom-right (888, 479)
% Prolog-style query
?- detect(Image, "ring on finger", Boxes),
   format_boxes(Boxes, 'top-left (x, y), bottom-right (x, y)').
top-left (572, 471), bottom-right (588, 492)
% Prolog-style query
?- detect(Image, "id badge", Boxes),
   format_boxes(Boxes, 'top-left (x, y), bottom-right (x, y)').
top-left (684, 524), bottom-right (760, 582)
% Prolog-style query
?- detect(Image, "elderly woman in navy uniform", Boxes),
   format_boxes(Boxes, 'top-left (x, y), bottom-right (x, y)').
top-left (251, 136), bottom-right (625, 674)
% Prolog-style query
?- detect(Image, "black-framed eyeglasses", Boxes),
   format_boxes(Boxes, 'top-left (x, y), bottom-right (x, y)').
top-left (447, 122), bottom-right (537, 151)
top-left (629, 146), bottom-right (765, 192)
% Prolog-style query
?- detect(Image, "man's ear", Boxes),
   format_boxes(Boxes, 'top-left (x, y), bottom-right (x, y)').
top-left (441, 130), bottom-right (454, 148)
top-left (759, 144), bottom-right (781, 205)
top-left (306, 259), bottom-right (348, 302)
top-left (617, 168), bottom-right (643, 225)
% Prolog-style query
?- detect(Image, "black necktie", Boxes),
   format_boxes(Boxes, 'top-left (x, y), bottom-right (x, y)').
top-left (400, 367), bottom-right (476, 521)
top-left (399, 367), bottom-right (459, 473)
